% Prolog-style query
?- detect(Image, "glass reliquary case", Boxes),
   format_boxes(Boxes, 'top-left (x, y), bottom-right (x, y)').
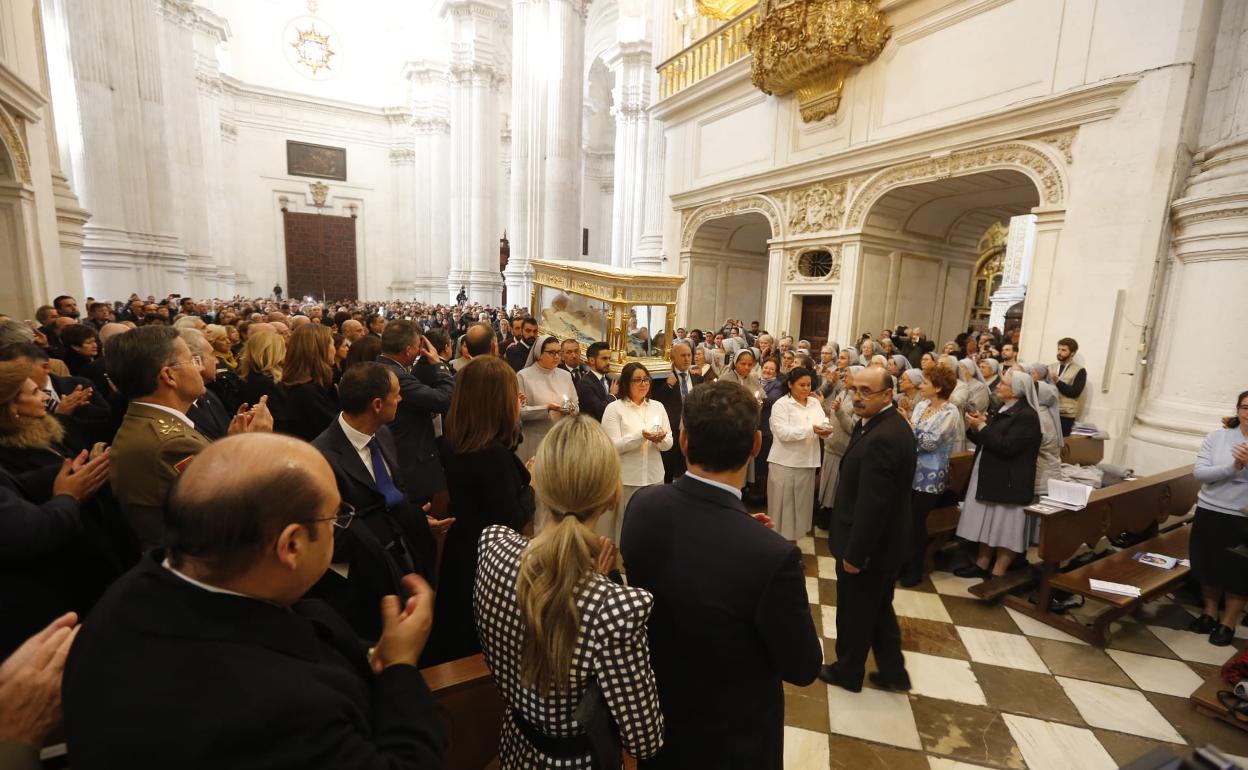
top-left (529, 259), bottom-right (686, 374)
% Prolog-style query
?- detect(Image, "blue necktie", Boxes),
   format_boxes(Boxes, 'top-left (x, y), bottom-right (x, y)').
top-left (368, 438), bottom-right (405, 509)
top-left (679, 372), bottom-right (689, 398)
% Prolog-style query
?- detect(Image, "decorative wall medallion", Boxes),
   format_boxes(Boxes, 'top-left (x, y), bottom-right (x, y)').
top-left (785, 245), bottom-right (842, 281)
top-left (283, 16), bottom-right (340, 81)
top-left (1039, 129), bottom-right (1076, 164)
top-left (747, 0), bottom-right (891, 122)
top-left (787, 182), bottom-right (846, 233)
top-left (309, 181), bottom-right (329, 208)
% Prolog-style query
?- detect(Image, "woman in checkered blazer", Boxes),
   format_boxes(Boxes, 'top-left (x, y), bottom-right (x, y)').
top-left (474, 415), bottom-right (665, 768)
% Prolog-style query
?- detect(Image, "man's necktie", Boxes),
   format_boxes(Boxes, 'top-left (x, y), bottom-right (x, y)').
top-left (368, 438), bottom-right (406, 509)
top-left (603, 375), bottom-right (610, 398)
top-left (679, 372), bottom-right (689, 398)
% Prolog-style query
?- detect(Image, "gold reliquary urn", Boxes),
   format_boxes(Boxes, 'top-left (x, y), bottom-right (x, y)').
top-left (746, 0), bottom-right (891, 123)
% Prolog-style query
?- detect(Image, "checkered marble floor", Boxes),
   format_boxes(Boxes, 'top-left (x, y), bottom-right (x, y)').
top-left (784, 532), bottom-right (1248, 769)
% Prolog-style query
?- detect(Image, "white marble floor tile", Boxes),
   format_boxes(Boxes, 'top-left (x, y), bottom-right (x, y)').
top-left (1055, 676), bottom-right (1184, 743)
top-left (1003, 607), bottom-right (1089, 646)
top-left (783, 725), bottom-right (829, 770)
top-left (826, 681), bottom-right (922, 751)
top-left (1002, 713), bottom-right (1117, 770)
top-left (1106, 649), bottom-right (1203, 697)
top-left (955, 626), bottom-right (1048, 674)
top-left (892, 588), bottom-right (954, 623)
top-left (817, 555), bottom-right (838, 579)
top-left (904, 651), bottom-right (987, 706)
top-left (797, 537), bottom-right (815, 555)
top-left (1147, 625), bottom-right (1239, 666)
top-left (805, 576), bottom-right (819, 605)
top-left (821, 606), bottom-right (838, 640)
top-left (927, 758), bottom-right (998, 770)
top-left (929, 571), bottom-right (981, 600)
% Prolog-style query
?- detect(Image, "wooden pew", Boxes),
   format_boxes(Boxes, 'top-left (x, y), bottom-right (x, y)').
top-left (422, 654), bottom-right (505, 770)
top-left (922, 451), bottom-right (975, 574)
top-left (1001, 465), bottom-right (1200, 646)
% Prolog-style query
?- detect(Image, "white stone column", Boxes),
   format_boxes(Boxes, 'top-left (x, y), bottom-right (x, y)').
top-left (988, 213), bottom-right (1036, 330)
top-left (605, 41), bottom-right (651, 269)
top-left (505, 0), bottom-right (589, 304)
top-left (404, 61), bottom-right (452, 302)
top-left (445, 0), bottom-right (507, 305)
top-left (1128, 2), bottom-right (1248, 469)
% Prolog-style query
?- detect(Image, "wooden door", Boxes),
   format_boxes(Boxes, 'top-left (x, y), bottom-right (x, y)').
top-left (283, 211), bottom-right (358, 300)
top-left (798, 295), bottom-right (831, 351)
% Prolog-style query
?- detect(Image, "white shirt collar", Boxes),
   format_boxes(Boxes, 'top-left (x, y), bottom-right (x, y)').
top-left (338, 413), bottom-right (375, 451)
top-left (684, 470), bottom-right (743, 500)
top-left (161, 557), bottom-right (255, 600)
top-left (135, 401), bottom-right (195, 430)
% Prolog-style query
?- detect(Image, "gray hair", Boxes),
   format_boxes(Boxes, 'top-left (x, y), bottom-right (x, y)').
top-left (0, 320), bottom-right (35, 347)
top-left (179, 328), bottom-right (212, 358)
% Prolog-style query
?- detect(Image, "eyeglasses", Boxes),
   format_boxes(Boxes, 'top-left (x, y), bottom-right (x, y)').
top-left (306, 501), bottom-right (356, 529)
top-left (630, 377), bottom-right (651, 384)
top-left (540, 349), bottom-right (559, 357)
top-left (850, 386), bottom-right (890, 398)
top-left (167, 354), bottom-right (204, 370)
top-left (1238, 405), bottom-right (1248, 412)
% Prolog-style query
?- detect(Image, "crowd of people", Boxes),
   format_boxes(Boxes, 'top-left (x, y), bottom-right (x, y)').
top-left (0, 290), bottom-right (1241, 770)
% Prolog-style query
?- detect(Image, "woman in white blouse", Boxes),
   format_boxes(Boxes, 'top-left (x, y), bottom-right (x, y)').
top-left (599, 362), bottom-right (673, 543)
top-left (768, 366), bottom-right (833, 541)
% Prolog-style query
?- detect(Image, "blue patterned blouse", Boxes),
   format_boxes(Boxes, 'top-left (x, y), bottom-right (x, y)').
top-left (910, 400), bottom-right (962, 493)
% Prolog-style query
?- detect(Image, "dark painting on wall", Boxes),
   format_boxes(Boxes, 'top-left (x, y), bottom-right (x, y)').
top-left (287, 141), bottom-right (347, 181)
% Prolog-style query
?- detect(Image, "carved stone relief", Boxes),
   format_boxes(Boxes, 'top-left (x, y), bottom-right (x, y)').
top-left (679, 194), bottom-right (783, 251)
top-left (786, 182), bottom-right (846, 233)
top-left (784, 245), bottom-right (842, 282)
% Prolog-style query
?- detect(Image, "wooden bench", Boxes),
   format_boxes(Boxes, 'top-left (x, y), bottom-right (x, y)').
top-left (922, 451), bottom-right (975, 574)
top-left (1001, 464), bottom-right (1200, 646)
top-left (1061, 435), bottom-right (1105, 466)
top-left (1191, 670), bottom-right (1248, 734)
top-left (422, 654), bottom-right (505, 769)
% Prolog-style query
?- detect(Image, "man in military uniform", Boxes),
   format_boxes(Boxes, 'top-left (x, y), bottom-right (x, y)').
top-left (106, 326), bottom-right (271, 549)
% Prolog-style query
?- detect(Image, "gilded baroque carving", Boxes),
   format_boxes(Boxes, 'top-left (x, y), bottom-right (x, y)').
top-left (0, 108), bottom-right (31, 183)
top-left (747, 0), bottom-right (891, 122)
top-left (845, 141), bottom-right (1066, 229)
top-left (786, 182), bottom-right (846, 233)
top-left (784, 245), bottom-right (842, 282)
top-left (680, 194), bottom-right (782, 251)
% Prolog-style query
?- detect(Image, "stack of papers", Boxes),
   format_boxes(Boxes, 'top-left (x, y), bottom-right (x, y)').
top-left (1039, 479), bottom-right (1094, 511)
top-left (1089, 579), bottom-right (1141, 597)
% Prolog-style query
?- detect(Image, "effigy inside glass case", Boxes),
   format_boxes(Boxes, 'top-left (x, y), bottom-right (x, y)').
top-left (530, 260), bottom-right (685, 374)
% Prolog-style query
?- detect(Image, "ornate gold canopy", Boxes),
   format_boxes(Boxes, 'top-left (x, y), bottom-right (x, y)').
top-left (695, 0), bottom-right (756, 21)
top-left (746, 0), bottom-right (891, 123)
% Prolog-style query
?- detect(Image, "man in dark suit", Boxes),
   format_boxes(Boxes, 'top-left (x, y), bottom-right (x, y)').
top-left (649, 341), bottom-right (702, 482)
top-left (621, 382), bottom-right (821, 770)
top-left (504, 316), bottom-right (537, 372)
top-left (556, 338), bottom-right (587, 383)
top-left (375, 321), bottom-right (455, 501)
top-left (574, 341), bottom-right (615, 421)
top-left (311, 363), bottom-right (449, 641)
top-left (63, 433), bottom-right (446, 769)
top-left (820, 366), bottom-right (917, 693)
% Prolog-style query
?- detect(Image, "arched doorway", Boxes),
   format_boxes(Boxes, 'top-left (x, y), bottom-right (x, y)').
top-left (681, 212), bottom-right (774, 331)
top-left (847, 169), bottom-right (1041, 346)
top-left (969, 221), bottom-right (1009, 328)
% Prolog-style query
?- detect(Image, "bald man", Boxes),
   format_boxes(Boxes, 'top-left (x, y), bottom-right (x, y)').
top-left (64, 434), bottom-right (447, 769)
top-left (341, 319), bottom-right (366, 343)
top-left (819, 366), bottom-right (917, 694)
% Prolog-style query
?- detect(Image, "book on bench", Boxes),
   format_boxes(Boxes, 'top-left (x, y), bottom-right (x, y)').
top-left (1088, 578), bottom-right (1141, 597)
top-left (1039, 479), bottom-right (1094, 511)
top-left (1130, 552), bottom-right (1178, 569)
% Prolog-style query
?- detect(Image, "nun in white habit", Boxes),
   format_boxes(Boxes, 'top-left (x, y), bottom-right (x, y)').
top-left (515, 334), bottom-right (579, 464)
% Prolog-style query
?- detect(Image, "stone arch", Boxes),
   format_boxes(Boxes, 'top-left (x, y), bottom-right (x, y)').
top-left (844, 140), bottom-right (1067, 231)
top-left (0, 108), bottom-right (31, 183)
top-left (679, 193), bottom-right (784, 251)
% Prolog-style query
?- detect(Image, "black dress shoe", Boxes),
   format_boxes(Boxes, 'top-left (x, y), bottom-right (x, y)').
top-left (1188, 613), bottom-right (1218, 634)
top-left (953, 564), bottom-right (990, 579)
top-left (898, 573), bottom-right (922, 588)
top-left (868, 671), bottom-right (912, 692)
top-left (818, 663), bottom-right (862, 693)
top-left (1211, 624), bottom-right (1236, 647)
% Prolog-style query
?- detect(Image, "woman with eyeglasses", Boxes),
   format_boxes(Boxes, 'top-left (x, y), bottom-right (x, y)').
top-left (600, 362), bottom-right (672, 544)
top-left (1187, 390), bottom-right (1248, 646)
top-left (769, 366), bottom-right (834, 542)
top-left (516, 335), bottom-right (579, 465)
top-left (897, 365), bottom-right (961, 586)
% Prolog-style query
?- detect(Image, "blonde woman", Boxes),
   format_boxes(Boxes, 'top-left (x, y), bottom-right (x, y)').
top-left (475, 415), bottom-right (664, 768)
top-left (204, 324), bottom-right (237, 372)
top-left (237, 331), bottom-right (287, 422)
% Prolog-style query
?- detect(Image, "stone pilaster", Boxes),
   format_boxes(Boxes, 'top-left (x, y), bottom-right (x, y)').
top-left (605, 41), bottom-right (651, 269)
